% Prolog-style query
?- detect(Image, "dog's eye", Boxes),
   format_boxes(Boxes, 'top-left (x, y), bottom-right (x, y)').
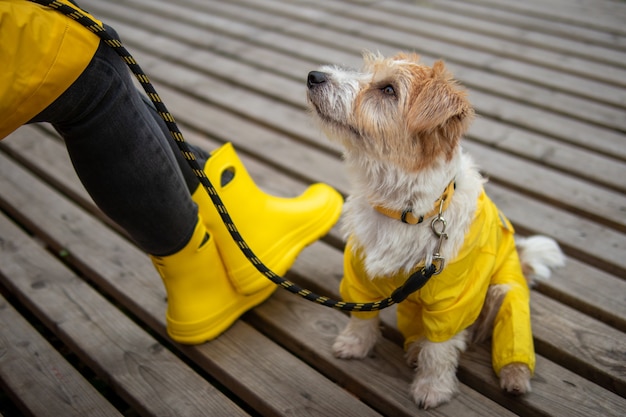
top-left (381, 85), bottom-right (396, 96)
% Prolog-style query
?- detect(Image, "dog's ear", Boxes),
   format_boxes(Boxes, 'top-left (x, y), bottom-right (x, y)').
top-left (407, 61), bottom-right (473, 135)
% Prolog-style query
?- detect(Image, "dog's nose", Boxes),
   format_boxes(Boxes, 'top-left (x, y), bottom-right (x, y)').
top-left (307, 71), bottom-right (327, 88)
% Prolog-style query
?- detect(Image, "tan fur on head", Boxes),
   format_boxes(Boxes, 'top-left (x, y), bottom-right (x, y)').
top-left (308, 52), bottom-right (473, 173)
top-left (356, 53), bottom-right (474, 172)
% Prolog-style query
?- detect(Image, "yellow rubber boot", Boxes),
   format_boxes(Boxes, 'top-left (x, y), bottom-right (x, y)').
top-left (192, 142), bottom-right (343, 295)
top-left (150, 217), bottom-right (276, 344)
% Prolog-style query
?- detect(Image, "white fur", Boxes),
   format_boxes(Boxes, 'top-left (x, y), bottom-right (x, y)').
top-left (407, 332), bottom-right (468, 409)
top-left (516, 235), bottom-right (565, 285)
top-left (342, 150), bottom-right (483, 277)
top-left (332, 316), bottom-right (381, 359)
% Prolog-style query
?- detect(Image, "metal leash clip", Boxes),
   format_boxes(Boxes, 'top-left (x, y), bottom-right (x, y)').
top-left (430, 199), bottom-right (449, 274)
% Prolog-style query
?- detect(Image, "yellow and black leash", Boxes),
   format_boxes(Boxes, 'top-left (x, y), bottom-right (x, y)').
top-left (29, 0), bottom-right (437, 312)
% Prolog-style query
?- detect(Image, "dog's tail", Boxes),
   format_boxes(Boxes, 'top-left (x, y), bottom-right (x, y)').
top-left (516, 235), bottom-right (565, 286)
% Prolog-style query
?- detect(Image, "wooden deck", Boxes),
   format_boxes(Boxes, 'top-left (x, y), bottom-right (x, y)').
top-left (1, 0), bottom-right (625, 415)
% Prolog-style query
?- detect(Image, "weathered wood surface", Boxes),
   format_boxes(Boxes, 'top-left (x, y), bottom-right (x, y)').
top-left (1, 0), bottom-right (625, 416)
top-left (0, 291), bottom-right (123, 417)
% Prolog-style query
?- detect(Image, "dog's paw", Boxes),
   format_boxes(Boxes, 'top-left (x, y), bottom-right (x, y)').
top-left (332, 332), bottom-right (373, 359)
top-left (332, 317), bottom-right (380, 359)
top-left (500, 363), bottom-right (532, 395)
top-left (410, 374), bottom-right (458, 409)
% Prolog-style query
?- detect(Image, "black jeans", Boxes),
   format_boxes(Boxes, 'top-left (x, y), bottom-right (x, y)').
top-left (31, 36), bottom-right (209, 256)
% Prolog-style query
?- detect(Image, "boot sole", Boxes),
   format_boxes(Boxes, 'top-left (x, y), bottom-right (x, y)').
top-left (166, 283), bottom-right (277, 344)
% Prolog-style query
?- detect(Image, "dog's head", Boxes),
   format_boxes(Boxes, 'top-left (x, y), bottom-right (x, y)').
top-left (306, 52), bottom-right (474, 172)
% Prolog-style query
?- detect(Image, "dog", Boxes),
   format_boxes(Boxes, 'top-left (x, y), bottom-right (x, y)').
top-left (306, 52), bottom-right (565, 409)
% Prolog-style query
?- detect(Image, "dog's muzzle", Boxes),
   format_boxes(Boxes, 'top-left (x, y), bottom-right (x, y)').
top-left (307, 71), bottom-right (328, 89)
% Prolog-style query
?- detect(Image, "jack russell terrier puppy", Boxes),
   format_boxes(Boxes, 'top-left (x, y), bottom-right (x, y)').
top-left (306, 52), bottom-right (565, 409)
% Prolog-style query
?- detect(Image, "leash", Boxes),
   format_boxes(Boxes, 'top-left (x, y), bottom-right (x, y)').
top-left (30, 0), bottom-right (439, 311)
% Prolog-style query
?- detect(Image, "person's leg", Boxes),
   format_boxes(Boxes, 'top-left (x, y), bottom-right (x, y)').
top-left (28, 36), bottom-right (278, 344)
top-left (138, 93), bottom-right (209, 193)
top-left (30, 27), bottom-right (343, 343)
top-left (31, 39), bottom-right (196, 256)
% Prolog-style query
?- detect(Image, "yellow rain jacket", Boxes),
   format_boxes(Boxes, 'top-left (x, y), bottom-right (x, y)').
top-left (342, 190), bottom-right (534, 375)
top-left (0, 0), bottom-right (101, 139)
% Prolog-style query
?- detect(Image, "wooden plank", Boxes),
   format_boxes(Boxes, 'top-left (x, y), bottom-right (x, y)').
top-left (233, 0), bottom-right (626, 144)
top-left (534, 257), bottom-right (626, 334)
top-left (126, 48), bottom-right (336, 154)
top-left (375, 1), bottom-right (626, 68)
top-left (158, 2), bottom-right (626, 133)
top-left (258, 0), bottom-right (626, 87)
top-left (466, 118), bottom-right (626, 194)
top-left (181, 321), bottom-right (383, 417)
top-left (464, 140), bottom-right (626, 232)
top-left (0, 293), bottom-right (123, 417)
top-left (530, 292), bottom-right (626, 397)
top-left (430, 0), bottom-right (626, 42)
top-left (460, 344), bottom-right (626, 417)
top-left (456, 67), bottom-right (626, 134)
top-left (537, 0), bottom-right (626, 17)
top-left (466, 89), bottom-right (626, 161)
top-left (482, 183), bottom-right (625, 278)
top-left (191, 0), bottom-right (626, 108)
top-left (0, 144), bottom-right (383, 417)
top-left (249, 290), bottom-right (518, 417)
top-left (0, 212), bottom-right (249, 417)
top-left (425, 0), bottom-right (626, 49)
top-left (459, 0), bottom-right (626, 34)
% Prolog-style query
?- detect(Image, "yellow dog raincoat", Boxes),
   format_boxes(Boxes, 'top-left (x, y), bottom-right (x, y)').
top-left (341, 190), bottom-right (534, 375)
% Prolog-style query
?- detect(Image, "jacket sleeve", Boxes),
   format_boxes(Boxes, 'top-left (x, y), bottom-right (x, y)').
top-left (339, 242), bottom-right (381, 320)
